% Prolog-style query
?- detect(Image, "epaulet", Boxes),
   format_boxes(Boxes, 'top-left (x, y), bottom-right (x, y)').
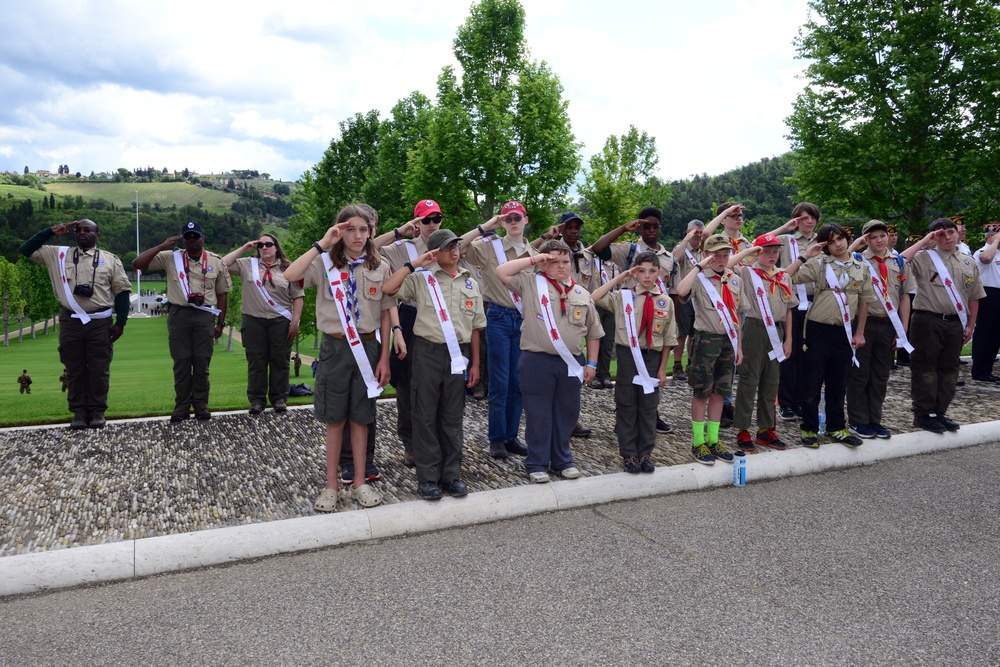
top-left (480, 236), bottom-right (492, 243)
top-left (392, 239), bottom-right (404, 246)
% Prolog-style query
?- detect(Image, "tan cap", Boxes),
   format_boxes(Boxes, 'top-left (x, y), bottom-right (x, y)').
top-left (703, 235), bottom-right (732, 253)
top-left (862, 219), bottom-right (888, 235)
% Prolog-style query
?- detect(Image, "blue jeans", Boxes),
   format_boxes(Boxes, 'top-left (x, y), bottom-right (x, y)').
top-left (486, 305), bottom-right (523, 443)
top-left (519, 351), bottom-right (581, 473)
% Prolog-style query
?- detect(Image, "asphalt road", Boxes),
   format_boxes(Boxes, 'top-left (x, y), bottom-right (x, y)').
top-left (2, 443), bottom-right (998, 666)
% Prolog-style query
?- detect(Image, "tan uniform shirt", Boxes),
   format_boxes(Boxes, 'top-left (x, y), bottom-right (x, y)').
top-left (303, 255), bottom-right (394, 335)
top-left (720, 233), bottom-right (753, 266)
top-left (738, 263), bottom-right (799, 322)
top-left (229, 258), bottom-right (304, 320)
top-left (30, 245), bottom-right (130, 310)
top-left (463, 235), bottom-right (537, 308)
top-left (681, 268), bottom-right (742, 335)
top-left (147, 249), bottom-right (231, 307)
top-left (673, 245), bottom-right (702, 283)
top-left (394, 264), bottom-right (486, 344)
top-left (608, 239), bottom-right (678, 292)
top-left (596, 286), bottom-right (677, 351)
top-left (380, 237), bottom-right (428, 272)
top-left (858, 250), bottom-right (905, 318)
top-left (567, 242), bottom-right (602, 294)
top-left (795, 255), bottom-right (876, 325)
top-left (508, 272), bottom-right (604, 355)
top-left (907, 249), bottom-right (986, 314)
top-left (779, 231), bottom-right (819, 296)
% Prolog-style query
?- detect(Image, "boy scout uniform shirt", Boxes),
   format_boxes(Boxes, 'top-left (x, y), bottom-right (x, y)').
top-left (673, 246), bottom-right (702, 282)
top-left (30, 246), bottom-right (130, 310)
top-left (303, 255), bottom-right (394, 335)
top-left (720, 233), bottom-right (753, 265)
top-left (794, 255), bottom-right (876, 325)
top-left (607, 239), bottom-right (678, 293)
top-left (463, 235), bottom-right (537, 308)
top-left (858, 249), bottom-right (905, 317)
top-left (147, 249), bottom-right (231, 307)
top-left (681, 268), bottom-right (742, 335)
top-left (507, 272), bottom-right (604, 356)
top-left (380, 237), bottom-right (428, 273)
top-left (595, 287), bottom-right (677, 351)
top-left (229, 258), bottom-right (304, 319)
top-left (738, 264), bottom-right (799, 321)
top-left (394, 263), bottom-right (487, 344)
top-left (567, 243), bottom-right (602, 293)
top-left (906, 248), bottom-right (986, 314)
top-left (779, 231), bottom-right (819, 295)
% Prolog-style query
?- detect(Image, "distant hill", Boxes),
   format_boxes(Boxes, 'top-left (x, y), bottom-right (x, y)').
top-left (46, 182), bottom-right (238, 213)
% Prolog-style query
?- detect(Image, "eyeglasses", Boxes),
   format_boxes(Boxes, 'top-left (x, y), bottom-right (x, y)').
top-left (421, 216), bottom-right (443, 225)
top-left (256, 241), bottom-right (276, 249)
top-left (502, 214), bottom-right (524, 223)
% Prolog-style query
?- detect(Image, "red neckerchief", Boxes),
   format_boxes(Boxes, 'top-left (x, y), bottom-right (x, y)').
top-left (870, 255), bottom-right (890, 299)
top-left (542, 273), bottom-right (575, 315)
top-left (753, 267), bottom-right (792, 298)
top-left (261, 262), bottom-right (276, 287)
top-left (638, 291), bottom-right (655, 347)
top-left (709, 272), bottom-right (738, 324)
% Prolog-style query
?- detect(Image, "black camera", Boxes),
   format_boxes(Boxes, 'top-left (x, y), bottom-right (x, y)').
top-left (73, 284), bottom-right (94, 298)
top-left (187, 293), bottom-right (205, 307)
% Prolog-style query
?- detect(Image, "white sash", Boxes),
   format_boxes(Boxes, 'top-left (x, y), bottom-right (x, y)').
top-left (57, 246), bottom-right (99, 324)
top-left (422, 272), bottom-right (468, 375)
top-left (824, 262), bottom-right (859, 367)
top-left (597, 258), bottom-right (610, 285)
top-left (249, 259), bottom-right (293, 321)
top-left (491, 238), bottom-right (523, 314)
top-left (787, 236), bottom-right (810, 310)
top-left (684, 249), bottom-right (698, 267)
top-left (748, 269), bottom-right (787, 361)
top-left (860, 256), bottom-right (914, 353)
top-left (534, 274), bottom-right (584, 381)
top-left (404, 242), bottom-right (420, 265)
top-left (320, 254), bottom-right (383, 398)
top-left (172, 251), bottom-right (221, 316)
top-left (620, 290), bottom-right (660, 394)
top-left (926, 250), bottom-right (969, 329)
top-left (695, 271), bottom-right (739, 353)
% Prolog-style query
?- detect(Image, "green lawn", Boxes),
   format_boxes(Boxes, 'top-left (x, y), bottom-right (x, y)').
top-left (46, 182), bottom-right (238, 213)
top-left (0, 318), bottom-right (318, 426)
top-left (0, 184), bottom-right (50, 203)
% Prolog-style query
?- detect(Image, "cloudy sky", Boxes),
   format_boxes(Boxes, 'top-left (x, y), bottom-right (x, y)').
top-left (0, 0), bottom-right (811, 184)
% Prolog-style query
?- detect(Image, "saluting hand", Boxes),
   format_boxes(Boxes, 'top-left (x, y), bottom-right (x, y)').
top-left (51, 220), bottom-right (79, 236)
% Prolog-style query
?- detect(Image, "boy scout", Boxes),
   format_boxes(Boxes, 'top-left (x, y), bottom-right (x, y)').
top-left (676, 234), bottom-right (742, 465)
top-left (671, 220), bottom-right (706, 380)
top-left (133, 221), bottom-right (230, 422)
top-left (845, 220), bottom-right (912, 438)
top-left (901, 218), bottom-right (985, 433)
top-left (383, 229), bottom-right (486, 500)
top-left (591, 251), bottom-right (677, 473)
top-left (734, 234), bottom-right (798, 451)
top-left (20, 219), bottom-right (131, 427)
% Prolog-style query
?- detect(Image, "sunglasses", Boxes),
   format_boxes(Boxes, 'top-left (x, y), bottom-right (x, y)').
top-left (182, 233), bottom-right (202, 240)
top-left (502, 214), bottom-right (524, 223)
top-left (641, 223), bottom-right (660, 230)
top-left (256, 241), bottom-right (276, 249)
top-left (421, 216), bottom-right (443, 225)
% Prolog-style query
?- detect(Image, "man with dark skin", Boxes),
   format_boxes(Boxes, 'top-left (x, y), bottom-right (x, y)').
top-left (133, 221), bottom-right (230, 421)
top-left (19, 219), bottom-right (131, 427)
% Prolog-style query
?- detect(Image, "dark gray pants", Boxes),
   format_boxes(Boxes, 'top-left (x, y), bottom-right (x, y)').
top-left (910, 311), bottom-right (963, 417)
top-left (167, 305), bottom-right (215, 411)
top-left (614, 345), bottom-right (660, 458)
top-left (58, 311), bottom-right (114, 417)
top-left (734, 318), bottom-right (780, 432)
top-left (410, 336), bottom-right (469, 484)
top-left (847, 316), bottom-right (895, 426)
top-left (241, 314), bottom-right (291, 406)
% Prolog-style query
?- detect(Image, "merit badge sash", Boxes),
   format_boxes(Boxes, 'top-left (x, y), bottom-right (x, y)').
top-left (250, 258), bottom-right (293, 321)
top-left (748, 269), bottom-right (787, 362)
top-left (823, 262), bottom-right (859, 367)
top-left (491, 238), bottom-right (523, 314)
top-left (926, 250), bottom-right (969, 329)
top-left (534, 274), bottom-right (584, 381)
top-left (620, 289), bottom-right (661, 394)
top-left (320, 254), bottom-right (382, 398)
top-left (696, 272), bottom-right (739, 354)
top-left (860, 256), bottom-right (914, 353)
top-left (57, 247), bottom-right (111, 324)
top-left (787, 236), bottom-right (810, 311)
top-left (172, 251), bottom-right (221, 316)
top-left (422, 272), bottom-right (468, 375)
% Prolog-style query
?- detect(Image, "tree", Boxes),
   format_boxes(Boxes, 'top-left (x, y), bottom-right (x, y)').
top-left (0, 257), bottom-right (25, 347)
top-left (17, 257), bottom-right (58, 338)
top-left (224, 277), bottom-right (242, 351)
top-left (579, 126), bottom-right (669, 238)
top-left (24, 166), bottom-right (28, 175)
top-left (786, 0), bottom-right (1000, 232)
top-left (405, 0), bottom-right (580, 225)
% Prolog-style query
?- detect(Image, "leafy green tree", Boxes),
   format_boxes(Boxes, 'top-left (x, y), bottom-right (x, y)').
top-left (786, 0), bottom-right (1000, 232)
top-left (17, 258), bottom-right (59, 338)
top-left (224, 275), bottom-right (242, 352)
top-left (0, 257), bottom-right (25, 347)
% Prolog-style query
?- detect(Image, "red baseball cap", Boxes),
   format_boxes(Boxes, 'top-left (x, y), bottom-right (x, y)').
top-left (414, 199), bottom-right (441, 218)
top-left (500, 201), bottom-right (527, 217)
top-left (753, 233), bottom-right (781, 248)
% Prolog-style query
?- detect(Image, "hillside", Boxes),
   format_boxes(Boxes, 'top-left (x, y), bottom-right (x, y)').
top-left (46, 181), bottom-right (238, 213)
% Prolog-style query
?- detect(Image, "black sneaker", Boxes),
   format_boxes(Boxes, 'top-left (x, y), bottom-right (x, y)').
top-left (365, 462), bottom-right (381, 482)
top-left (914, 415), bottom-right (945, 434)
top-left (572, 423), bottom-right (593, 438)
top-left (673, 366), bottom-right (687, 381)
top-left (339, 464), bottom-right (355, 486)
top-left (418, 481), bottom-right (443, 501)
top-left (489, 440), bottom-right (509, 459)
top-left (505, 439), bottom-right (528, 456)
top-left (779, 406), bottom-right (798, 421)
top-left (441, 479), bottom-right (468, 497)
top-left (656, 416), bottom-right (673, 434)
top-left (828, 429), bottom-right (863, 448)
top-left (937, 415), bottom-right (960, 432)
top-left (639, 456), bottom-right (655, 473)
top-left (623, 456), bottom-right (641, 474)
top-left (720, 403), bottom-right (734, 429)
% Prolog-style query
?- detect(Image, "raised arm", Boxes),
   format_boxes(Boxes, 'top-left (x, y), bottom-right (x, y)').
top-left (133, 236), bottom-right (180, 271)
top-left (591, 220), bottom-right (640, 257)
top-left (222, 241), bottom-right (257, 267)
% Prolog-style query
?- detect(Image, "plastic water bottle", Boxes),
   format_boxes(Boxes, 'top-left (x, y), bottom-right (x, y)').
top-left (733, 452), bottom-right (747, 487)
top-left (818, 390), bottom-right (827, 435)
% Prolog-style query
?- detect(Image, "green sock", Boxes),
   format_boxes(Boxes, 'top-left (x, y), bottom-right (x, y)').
top-left (692, 420), bottom-right (705, 446)
top-left (707, 420), bottom-right (721, 444)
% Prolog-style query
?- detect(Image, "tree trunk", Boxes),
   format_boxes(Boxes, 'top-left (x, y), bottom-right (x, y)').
top-left (313, 331), bottom-right (318, 349)
top-left (227, 324), bottom-right (234, 352)
top-left (30, 318), bottom-right (36, 339)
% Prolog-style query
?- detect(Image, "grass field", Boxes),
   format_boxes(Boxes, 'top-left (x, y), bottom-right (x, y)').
top-left (0, 318), bottom-right (321, 426)
top-left (0, 184), bottom-right (51, 203)
top-left (46, 182), bottom-right (238, 212)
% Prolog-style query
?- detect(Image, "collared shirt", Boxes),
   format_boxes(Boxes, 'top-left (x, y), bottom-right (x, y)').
top-left (795, 255), bottom-right (876, 325)
top-left (146, 249), bottom-right (231, 307)
top-left (303, 254), bottom-right (394, 335)
top-left (779, 231), bottom-right (819, 296)
top-left (394, 263), bottom-right (486, 344)
top-left (719, 232), bottom-right (753, 266)
top-left (228, 258), bottom-right (304, 319)
top-left (596, 286), bottom-right (677, 351)
top-left (507, 272), bottom-right (604, 355)
top-left (30, 245), bottom-right (131, 310)
top-left (608, 239), bottom-right (678, 292)
top-left (973, 244), bottom-right (1000, 289)
top-left (673, 245), bottom-right (702, 283)
top-left (738, 263), bottom-right (799, 322)
top-left (907, 248), bottom-right (986, 314)
top-left (858, 249), bottom-right (905, 317)
top-left (380, 237), bottom-right (428, 273)
top-left (680, 267), bottom-right (742, 335)
top-left (566, 242), bottom-right (602, 294)
top-left (463, 235), bottom-right (538, 308)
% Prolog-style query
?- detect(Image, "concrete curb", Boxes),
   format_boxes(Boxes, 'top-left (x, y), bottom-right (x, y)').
top-left (2, 422), bottom-right (994, 597)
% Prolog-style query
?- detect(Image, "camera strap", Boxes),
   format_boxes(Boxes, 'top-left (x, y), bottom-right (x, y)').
top-left (56, 247), bottom-right (111, 323)
top-left (172, 251), bottom-right (221, 315)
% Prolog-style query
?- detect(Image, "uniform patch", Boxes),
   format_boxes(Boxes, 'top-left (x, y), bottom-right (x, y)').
top-left (465, 300), bottom-right (474, 309)
top-left (98, 258), bottom-right (106, 266)
top-left (574, 287), bottom-right (582, 294)
top-left (656, 298), bottom-right (667, 308)
top-left (573, 308), bottom-right (583, 320)
top-left (207, 266), bottom-right (214, 272)
top-left (369, 286), bottom-right (377, 296)
top-left (465, 279), bottom-right (473, 289)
